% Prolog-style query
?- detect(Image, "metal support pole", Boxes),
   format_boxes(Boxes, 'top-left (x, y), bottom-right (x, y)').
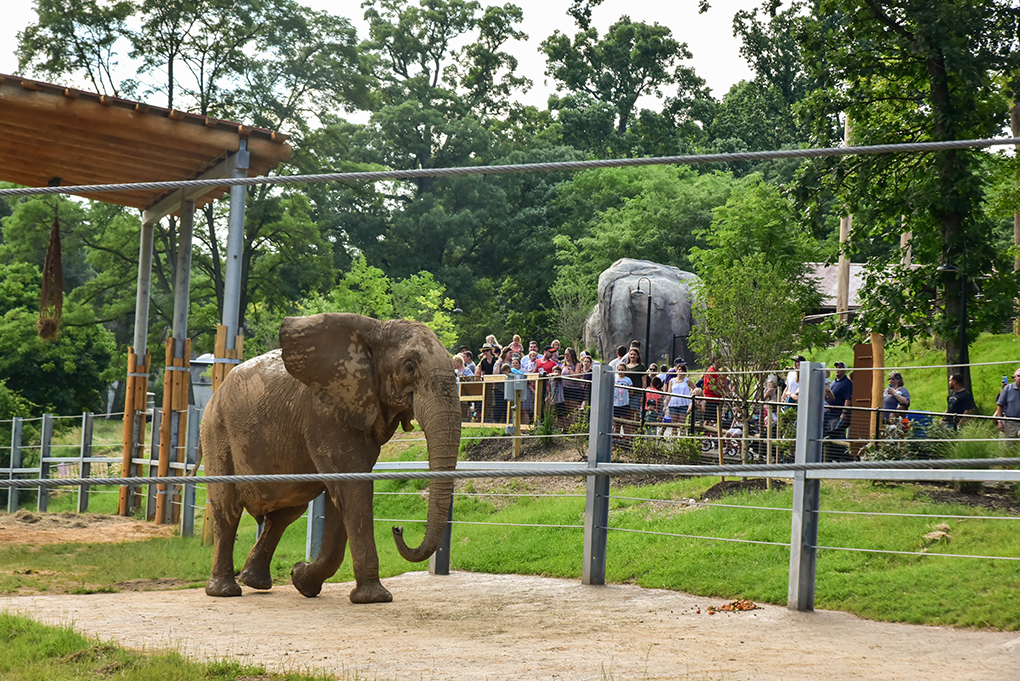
top-left (145, 408), bottom-right (162, 520)
top-left (180, 405), bottom-right (201, 537)
top-left (429, 498), bottom-right (454, 576)
top-left (788, 361), bottom-right (825, 611)
top-left (162, 199), bottom-right (195, 525)
top-left (638, 278), bottom-right (652, 431)
top-left (305, 492), bottom-right (326, 560)
top-left (513, 390), bottom-right (522, 460)
top-left (120, 215), bottom-right (155, 516)
top-left (222, 141), bottom-right (249, 348)
top-left (77, 413), bottom-right (93, 513)
top-left (7, 417), bottom-right (23, 513)
top-left (133, 217), bottom-right (155, 359)
top-left (37, 413), bottom-right (53, 511)
top-left (583, 362), bottom-right (614, 585)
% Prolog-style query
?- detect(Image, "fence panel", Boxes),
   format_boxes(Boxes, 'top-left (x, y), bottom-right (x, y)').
top-left (77, 413), bottom-right (94, 513)
top-left (36, 414), bottom-right (54, 512)
top-left (7, 417), bottom-right (23, 513)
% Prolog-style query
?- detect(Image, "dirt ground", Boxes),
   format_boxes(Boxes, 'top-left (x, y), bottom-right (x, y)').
top-left (1, 476), bottom-right (1018, 680)
top-left (2, 572), bottom-right (1018, 681)
top-left (0, 509), bottom-right (175, 545)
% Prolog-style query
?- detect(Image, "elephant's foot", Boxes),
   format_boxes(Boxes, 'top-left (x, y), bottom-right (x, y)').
top-left (205, 576), bottom-right (242, 597)
top-left (238, 565), bottom-right (273, 591)
top-left (349, 580), bottom-right (393, 604)
top-left (291, 562), bottom-right (323, 598)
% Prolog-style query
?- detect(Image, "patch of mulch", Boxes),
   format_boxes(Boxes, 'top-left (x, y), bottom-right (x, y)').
top-left (700, 478), bottom-right (787, 501)
top-left (464, 436), bottom-right (584, 462)
top-left (917, 485), bottom-right (1020, 514)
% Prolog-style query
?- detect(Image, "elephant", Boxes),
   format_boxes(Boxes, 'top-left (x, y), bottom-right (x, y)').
top-left (199, 313), bottom-right (459, 603)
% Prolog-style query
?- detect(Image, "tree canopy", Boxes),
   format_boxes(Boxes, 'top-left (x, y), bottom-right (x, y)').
top-left (5, 0), bottom-right (1020, 415)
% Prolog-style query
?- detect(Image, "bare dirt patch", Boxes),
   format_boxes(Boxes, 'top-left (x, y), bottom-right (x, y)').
top-left (1, 572), bottom-right (1017, 680)
top-left (0, 510), bottom-right (175, 546)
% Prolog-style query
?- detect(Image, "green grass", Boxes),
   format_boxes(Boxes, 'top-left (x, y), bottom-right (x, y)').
top-left (0, 612), bottom-right (340, 680)
top-left (4, 439), bottom-right (1020, 628)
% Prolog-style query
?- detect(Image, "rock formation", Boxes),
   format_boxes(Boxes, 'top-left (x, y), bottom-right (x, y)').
top-left (583, 259), bottom-right (698, 367)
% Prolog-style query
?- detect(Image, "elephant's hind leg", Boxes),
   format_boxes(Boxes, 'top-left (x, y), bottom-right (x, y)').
top-left (239, 504), bottom-right (307, 590)
top-left (292, 495), bottom-right (347, 598)
top-left (205, 486), bottom-right (245, 597)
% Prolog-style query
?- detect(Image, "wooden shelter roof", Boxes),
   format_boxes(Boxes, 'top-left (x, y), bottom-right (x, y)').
top-left (0, 74), bottom-right (292, 212)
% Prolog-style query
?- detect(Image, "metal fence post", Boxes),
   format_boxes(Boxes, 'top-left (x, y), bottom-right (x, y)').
top-left (77, 413), bottom-right (93, 513)
top-left (7, 417), bottom-right (23, 513)
top-left (180, 406), bottom-right (200, 537)
top-left (305, 492), bottom-right (326, 560)
top-left (145, 408), bottom-right (162, 520)
top-left (429, 497), bottom-right (454, 576)
top-left (37, 414), bottom-right (53, 511)
top-left (788, 361), bottom-right (825, 611)
top-left (583, 362), bottom-right (614, 585)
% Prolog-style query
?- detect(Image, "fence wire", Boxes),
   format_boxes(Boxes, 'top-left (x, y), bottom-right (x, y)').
top-left (1, 136), bottom-right (1016, 199)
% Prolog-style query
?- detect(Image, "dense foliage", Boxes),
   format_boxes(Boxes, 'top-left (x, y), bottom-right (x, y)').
top-left (2, 0), bottom-right (1019, 415)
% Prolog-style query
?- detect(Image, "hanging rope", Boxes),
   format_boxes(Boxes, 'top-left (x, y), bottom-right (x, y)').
top-left (37, 206), bottom-right (63, 340)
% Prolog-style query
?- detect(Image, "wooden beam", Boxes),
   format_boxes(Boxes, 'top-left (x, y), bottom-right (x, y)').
top-left (0, 84), bottom-right (245, 150)
top-left (0, 105), bottom-right (230, 162)
top-left (0, 129), bottom-right (215, 178)
top-left (143, 155), bottom-right (233, 223)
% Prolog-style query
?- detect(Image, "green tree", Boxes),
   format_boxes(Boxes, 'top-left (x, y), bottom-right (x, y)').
top-left (541, 15), bottom-right (710, 156)
top-left (551, 166), bottom-right (743, 307)
top-left (691, 176), bottom-right (820, 310)
top-left (690, 252), bottom-right (807, 462)
top-left (0, 263), bottom-right (117, 415)
top-left (16, 0), bottom-right (134, 96)
top-left (296, 255), bottom-right (458, 348)
top-left (799, 0), bottom-right (1020, 388)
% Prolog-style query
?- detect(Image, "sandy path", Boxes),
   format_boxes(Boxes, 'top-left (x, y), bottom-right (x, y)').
top-left (1, 571), bottom-right (1017, 680)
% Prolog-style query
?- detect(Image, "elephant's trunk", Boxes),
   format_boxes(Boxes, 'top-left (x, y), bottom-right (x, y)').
top-left (392, 371), bottom-right (460, 562)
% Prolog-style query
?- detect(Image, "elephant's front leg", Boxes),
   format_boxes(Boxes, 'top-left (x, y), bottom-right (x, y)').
top-left (336, 480), bottom-right (393, 604)
top-left (239, 504), bottom-right (308, 590)
top-left (291, 495), bottom-right (348, 598)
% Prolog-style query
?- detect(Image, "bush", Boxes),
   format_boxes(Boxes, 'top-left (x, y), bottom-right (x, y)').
top-left (631, 437), bottom-right (701, 465)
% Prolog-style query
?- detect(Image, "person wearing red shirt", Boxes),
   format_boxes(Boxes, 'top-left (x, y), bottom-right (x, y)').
top-left (534, 346), bottom-right (560, 375)
top-left (702, 358), bottom-right (724, 425)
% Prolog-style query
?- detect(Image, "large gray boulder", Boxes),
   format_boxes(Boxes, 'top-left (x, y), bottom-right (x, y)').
top-left (583, 259), bottom-right (698, 367)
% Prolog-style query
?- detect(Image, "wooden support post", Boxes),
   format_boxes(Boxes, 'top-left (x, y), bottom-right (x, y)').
top-left (119, 349), bottom-right (150, 516)
top-left (869, 333), bottom-right (885, 437)
top-left (513, 389), bottom-right (522, 460)
top-left (201, 324), bottom-right (244, 544)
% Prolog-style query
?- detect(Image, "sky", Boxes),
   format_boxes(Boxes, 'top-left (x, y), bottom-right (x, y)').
top-left (0, 0), bottom-right (759, 112)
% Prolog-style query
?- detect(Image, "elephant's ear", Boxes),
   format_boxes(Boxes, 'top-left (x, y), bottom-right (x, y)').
top-left (279, 313), bottom-right (381, 432)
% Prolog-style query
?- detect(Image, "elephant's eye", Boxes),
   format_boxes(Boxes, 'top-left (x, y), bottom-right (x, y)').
top-left (404, 361), bottom-right (416, 376)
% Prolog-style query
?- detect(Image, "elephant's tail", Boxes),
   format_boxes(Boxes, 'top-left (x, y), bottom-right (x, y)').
top-left (188, 438), bottom-right (203, 477)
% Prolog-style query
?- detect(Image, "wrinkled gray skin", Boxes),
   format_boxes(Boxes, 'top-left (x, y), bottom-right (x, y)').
top-left (200, 313), bottom-right (459, 603)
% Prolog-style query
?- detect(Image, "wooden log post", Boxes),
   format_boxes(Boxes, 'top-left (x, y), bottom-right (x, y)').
top-left (118, 349), bottom-right (150, 516)
top-left (155, 338), bottom-right (191, 524)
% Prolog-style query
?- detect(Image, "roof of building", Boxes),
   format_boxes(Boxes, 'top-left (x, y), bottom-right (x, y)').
top-left (808, 261), bottom-right (865, 310)
top-left (0, 74), bottom-right (292, 213)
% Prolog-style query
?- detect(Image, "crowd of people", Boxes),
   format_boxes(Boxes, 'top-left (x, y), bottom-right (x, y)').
top-left (450, 336), bottom-right (1020, 448)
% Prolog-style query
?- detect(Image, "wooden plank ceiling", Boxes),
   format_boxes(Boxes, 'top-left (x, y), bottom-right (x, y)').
top-left (0, 74), bottom-right (292, 212)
